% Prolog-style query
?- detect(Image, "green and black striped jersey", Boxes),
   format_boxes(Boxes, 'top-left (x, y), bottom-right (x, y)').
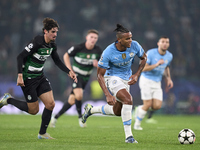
top-left (17, 35), bottom-right (70, 81)
top-left (68, 43), bottom-right (102, 80)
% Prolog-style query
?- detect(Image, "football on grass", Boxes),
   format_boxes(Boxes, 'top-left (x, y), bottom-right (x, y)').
top-left (178, 128), bottom-right (196, 144)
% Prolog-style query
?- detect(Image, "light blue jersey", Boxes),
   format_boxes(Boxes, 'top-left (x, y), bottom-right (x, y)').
top-left (98, 41), bottom-right (144, 80)
top-left (141, 48), bottom-right (173, 82)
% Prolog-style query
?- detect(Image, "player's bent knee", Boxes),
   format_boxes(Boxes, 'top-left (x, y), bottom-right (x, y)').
top-left (152, 105), bottom-right (161, 110)
top-left (45, 101), bottom-right (55, 110)
top-left (28, 108), bottom-right (39, 115)
top-left (75, 96), bottom-right (83, 101)
top-left (123, 98), bottom-right (133, 105)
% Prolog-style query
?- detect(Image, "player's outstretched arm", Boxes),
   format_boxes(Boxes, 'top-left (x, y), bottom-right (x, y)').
top-left (128, 53), bottom-right (147, 85)
top-left (164, 67), bottom-right (173, 92)
top-left (17, 73), bottom-right (25, 87)
top-left (97, 66), bottom-right (116, 105)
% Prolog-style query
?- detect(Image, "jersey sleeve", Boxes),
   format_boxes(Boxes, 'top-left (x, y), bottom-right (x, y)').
top-left (135, 41), bottom-right (144, 58)
top-left (146, 50), bottom-right (153, 65)
top-left (167, 53), bottom-right (173, 67)
top-left (67, 45), bottom-right (81, 57)
top-left (51, 48), bottom-right (70, 74)
top-left (17, 36), bottom-right (40, 73)
top-left (98, 49), bottom-right (110, 69)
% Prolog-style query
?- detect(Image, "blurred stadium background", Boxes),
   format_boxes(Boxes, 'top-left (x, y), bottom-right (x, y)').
top-left (0, 0), bottom-right (200, 115)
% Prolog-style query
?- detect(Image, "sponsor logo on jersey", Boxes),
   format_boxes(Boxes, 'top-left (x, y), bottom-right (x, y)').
top-left (122, 53), bottom-right (126, 59)
top-left (114, 57), bottom-right (119, 60)
top-left (113, 58), bottom-right (133, 67)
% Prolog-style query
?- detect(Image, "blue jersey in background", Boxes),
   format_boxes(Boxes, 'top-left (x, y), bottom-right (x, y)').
top-left (141, 48), bottom-right (173, 82)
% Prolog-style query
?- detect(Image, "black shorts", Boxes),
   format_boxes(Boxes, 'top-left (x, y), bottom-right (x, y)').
top-left (21, 75), bottom-right (52, 103)
top-left (70, 75), bottom-right (89, 94)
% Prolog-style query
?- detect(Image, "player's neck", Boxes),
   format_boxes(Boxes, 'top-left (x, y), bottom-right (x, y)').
top-left (85, 42), bottom-right (94, 50)
top-left (115, 43), bottom-right (126, 51)
top-left (44, 35), bottom-right (51, 44)
top-left (158, 48), bottom-right (166, 55)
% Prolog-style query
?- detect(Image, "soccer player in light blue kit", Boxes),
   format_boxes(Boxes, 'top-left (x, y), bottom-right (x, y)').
top-left (134, 36), bottom-right (173, 130)
top-left (81, 24), bottom-right (147, 143)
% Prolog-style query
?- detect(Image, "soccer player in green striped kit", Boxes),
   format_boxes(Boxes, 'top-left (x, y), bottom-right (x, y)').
top-left (0, 17), bottom-right (77, 139)
top-left (50, 29), bottom-right (102, 128)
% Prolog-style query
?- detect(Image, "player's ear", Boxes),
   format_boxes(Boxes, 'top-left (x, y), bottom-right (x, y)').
top-left (44, 29), bottom-right (48, 34)
top-left (117, 37), bottom-right (121, 42)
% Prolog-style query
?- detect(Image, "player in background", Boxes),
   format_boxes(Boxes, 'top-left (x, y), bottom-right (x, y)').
top-left (134, 36), bottom-right (173, 130)
top-left (81, 24), bottom-right (147, 143)
top-left (0, 18), bottom-right (77, 139)
top-left (50, 29), bottom-right (102, 128)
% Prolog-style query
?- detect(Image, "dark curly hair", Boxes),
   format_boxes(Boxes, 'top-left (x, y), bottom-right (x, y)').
top-left (42, 17), bottom-right (59, 34)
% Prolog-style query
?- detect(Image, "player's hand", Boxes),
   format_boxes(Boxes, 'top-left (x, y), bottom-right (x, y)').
top-left (165, 79), bottom-right (173, 93)
top-left (93, 59), bottom-right (98, 67)
top-left (128, 74), bottom-right (139, 85)
top-left (156, 59), bottom-right (165, 66)
top-left (106, 94), bottom-right (116, 105)
top-left (68, 70), bottom-right (78, 83)
top-left (17, 74), bottom-right (25, 87)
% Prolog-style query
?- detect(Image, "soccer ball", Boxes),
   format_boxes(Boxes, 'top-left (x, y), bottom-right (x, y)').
top-left (178, 128), bottom-right (196, 144)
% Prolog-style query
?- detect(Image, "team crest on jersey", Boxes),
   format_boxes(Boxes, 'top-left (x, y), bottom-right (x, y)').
top-left (165, 60), bottom-right (168, 64)
top-left (112, 80), bottom-right (117, 85)
top-left (122, 53), bottom-right (126, 59)
top-left (87, 54), bottom-right (90, 58)
top-left (129, 52), bottom-right (134, 57)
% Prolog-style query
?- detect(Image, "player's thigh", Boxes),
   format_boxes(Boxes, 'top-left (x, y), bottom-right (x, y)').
top-left (151, 87), bottom-right (163, 110)
top-left (105, 76), bottom-right (130, 102)
top-left (39, 90), bottom-right (55, 110)
top-left (139, 78), bottom-right (153, 100)
top-left (72, 76), bottom-right (87, 100)
top-left (116, 89), bottom-right (132, 105)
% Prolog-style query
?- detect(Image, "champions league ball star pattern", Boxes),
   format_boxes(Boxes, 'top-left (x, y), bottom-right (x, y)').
top-left (178, 128), bottom-right (196, 144)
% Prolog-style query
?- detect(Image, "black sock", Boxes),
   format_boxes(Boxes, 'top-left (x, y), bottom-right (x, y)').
top-left (148, 110), bottom-right (154, 119)
top-left (55, 101), bottom-right (72, 119)
top-left (75, 100), bottom-right (82, 118)
top-left (39, 108), bottom-right (52, 134)
top-left (7, 98), bottom-right (28, 113)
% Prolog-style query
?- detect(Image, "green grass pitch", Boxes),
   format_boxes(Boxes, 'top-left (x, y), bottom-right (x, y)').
top-left (0, 114), bottom-right (199, 150)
